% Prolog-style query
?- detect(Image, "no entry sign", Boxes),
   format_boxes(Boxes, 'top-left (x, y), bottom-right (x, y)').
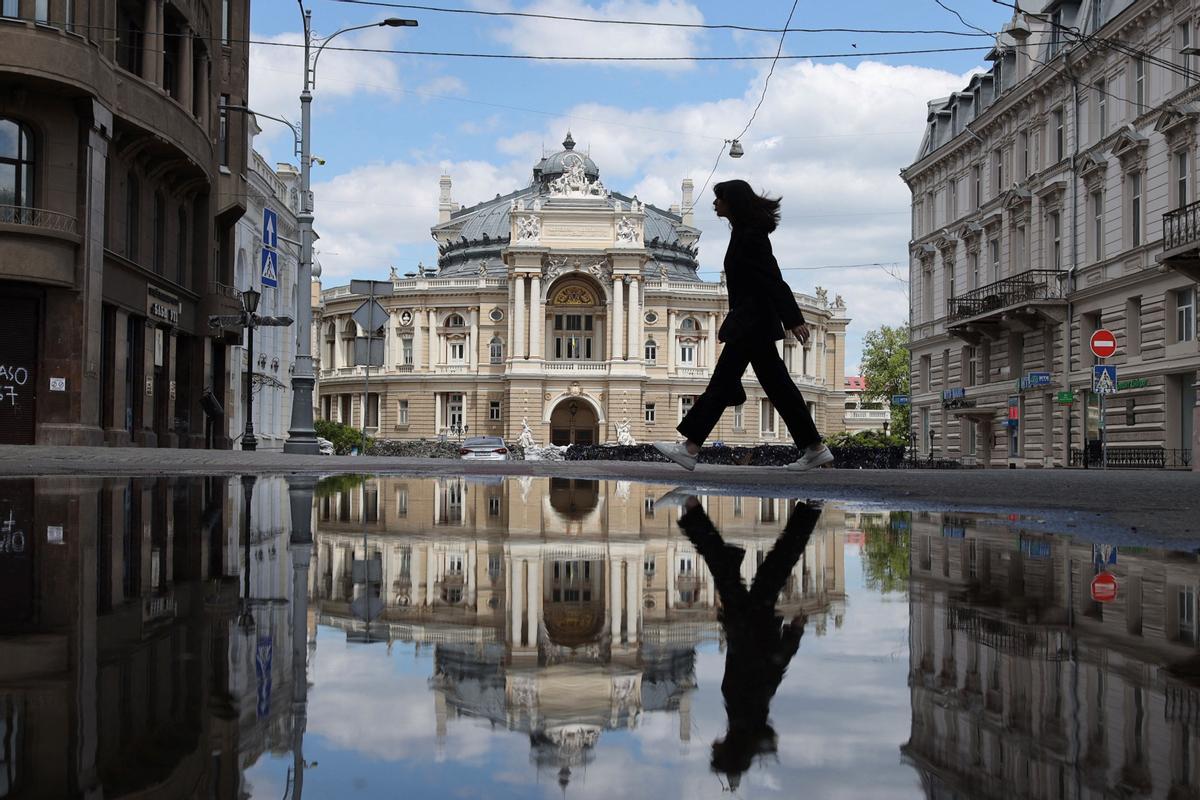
top-left (1090, 571), bottom-right (1118, 603)
top-left (1090, 329), bottom-right (1117, 359)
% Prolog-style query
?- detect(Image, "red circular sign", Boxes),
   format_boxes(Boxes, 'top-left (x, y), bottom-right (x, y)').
top-left (1090, 329), bottom-right (1118, 359)
top-left (1091, 572), bottom-right (1119, 603)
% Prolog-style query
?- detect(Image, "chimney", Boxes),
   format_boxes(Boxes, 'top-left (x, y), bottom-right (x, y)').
top-left (681, 178), bottom-right (694, 226)
top-left (438, 174), bottom-right (454, 224)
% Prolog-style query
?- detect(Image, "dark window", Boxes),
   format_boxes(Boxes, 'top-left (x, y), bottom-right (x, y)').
top-left (218, 95), bottom-right (230, 167)
top-left (153, 192), bottom-right (165, 274)
top-left (115, 1), bottom-right (144, 75)
top-left (176, 206), bottom-right (188, 283)
top-left (0, 117), bottom-right (34, 211)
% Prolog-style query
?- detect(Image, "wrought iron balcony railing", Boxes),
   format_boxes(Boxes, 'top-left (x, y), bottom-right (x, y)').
top-left (946, 269), bottom-right (1067, 322)
top-left (0, 204), bottom-right (78, 235)
top-left (1164, 199), bottom-right (1200, 251)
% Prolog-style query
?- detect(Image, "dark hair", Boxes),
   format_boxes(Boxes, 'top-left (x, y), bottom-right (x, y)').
top-left (713, 179), bottom-right (781, 233)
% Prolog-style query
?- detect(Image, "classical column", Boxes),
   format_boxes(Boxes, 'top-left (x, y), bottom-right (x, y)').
top-left (142, 0), bottom-right (159, 84)
top-left (626, 276), bottom-right (640, 362)
top-left (434, 392), bottom-right (441, 434)
top-left (506, 280), bottom-right (515, 363)
top-left (331, 546), bottom-right (346, 600)
top-left (667, 310), bottom-right (677, 374)
top-left (155, 0), bottom-right (165, 86)
top-left (466, 545), bottom-right (476, 607)
top-left (178, 27), bottom-right (193, 111)
top-left (610, 556), bottom-right (623, 643)
top-left (513, 275), bottom-right (526, 359)
top-left (625, 557), bottom-right (638, 644)
top-left (426, 543), bottom-right (436, 607)
top-left (666, 544), bottom-right (675, 609)
top-left (413, 308), bottom-right (424, 370)
top-left (427, 308), bottom-right (438, 368)
top-left (612, 276), bottom-right (624, 361)
top-left (529, 274), bottom-right (543, 359)
top-left (708, 312), bottom-right (718, 368)
top-left (526, 558), bottom-right (540, 649)
top-left (510, 557), bottom-right (524, 646)
top-left (469, 307), bottom-right (479, 370)
top-left (195, 56), bottom-right (209, 125)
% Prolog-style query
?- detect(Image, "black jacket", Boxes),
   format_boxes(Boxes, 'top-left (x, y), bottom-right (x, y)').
top-left (717, 226), bottom-right (805, 344)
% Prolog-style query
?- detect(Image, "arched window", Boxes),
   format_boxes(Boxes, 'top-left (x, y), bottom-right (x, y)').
top-left (680, 317), bottom-right (698, 331)
top-left (644, 339), bottom-right (657, 364)
top-left (323, 322), bottom-right (336, 366)
top-left (445, 313), bottom-right (464, 327)
top-left (0, 118), bottom-right (34, 214)
top-left (489, 336), bottom-right (503, 364)
top-left (342, 319), bottom-right (357, 365)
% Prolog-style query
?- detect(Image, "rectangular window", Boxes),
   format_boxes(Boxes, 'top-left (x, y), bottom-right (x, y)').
top-left (1053, 107), bottom-right (1065, 162)
top-left (1019, 130), bottom-right (1030, 177)
top-left (1180, 587), bottom-right (1196, 643)
top-left (1015, 224), bottom-right (1026, 272)
top-left (1178, 151), bottom-right (1190, 209)
top-left (679, 343), bottom-right (695, 365)
top-left (1177, 287), bottom-right (1197, 343)
top-left (1096, 78), bottom-right (1107, 135)
top-left (760, 399), bottom-right (776, 435)
top-left (970, 251), bottom-right (980, 289)
top-left (1130, 172), bottom-right (1142, 246)
top-left (644, 402), bottom-right (655, 424)
top-left (366, 392), bottom-right (379, 428)
top-left (449, 341), bottom-right (465, 362)
top-left (732, 403), bottom-right (744, 430)
top-left (1134, 57), bottom-right (1145, 109)
top-left (644, 341), bottom-right (657, 363)
top-left (1049, 212), bottom-right (1061, 270)
top-left (992, 148), bottom-right (1004, 194)
top-left (1127, 297), bottom-right (1142, 356)
top-left (218, 95), bottom-right (230, 167)
top-left (988, 238), bottom-right (1000, 282)
top-left (489, 400), bottom-right (501, 421)
top-left (221, 0), bottom-right (231, 44)
top-left (948, 177), bottom-right (958, 219)
top-left (402, 336), bottom-right (413, 365)
top-left (920, 354), bottom-right (932, 393)
top-left (488, 495), bottom-right (501, 516)
top-left (967, 346), bottom-right (978, 387)
top-left (1049, 10), bottom-right (1063, 56)
top-left (971, 164), bottom-right (981, 207)
top-left (397, 399), bottom-right (409, 425)
top-left (1092, 190), bottom-right (1104, 261)
top-left (1091, 0), bottom-right (1103, 32)
top-left (680, 395), bottom-right (694, 421)
top-left (967, 419), bottom-right (978, 455)
top-left (34, 0), bottom-right (46, 22)
top-left (1182, 22), bottom-right (1196, 84)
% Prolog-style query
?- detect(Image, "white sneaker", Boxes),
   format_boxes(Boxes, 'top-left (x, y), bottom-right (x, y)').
top-left (654, 441), bottom-right (698, 471)
top-left (787, 445), bottom-right (834, 471)
top-left (654, 487), bottom-right (699, 509)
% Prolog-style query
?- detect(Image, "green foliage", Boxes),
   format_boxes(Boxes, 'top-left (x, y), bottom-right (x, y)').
top-left (859, 324), bottom-right (912, 434)
top-left (825, 429), bottom-right (906, 449)
top-left (860, 513), bottom-right (910, 594)
top-left (314, 419), bottom-right (373, 455)
top-left (315, 474), bottom-right (367, 498)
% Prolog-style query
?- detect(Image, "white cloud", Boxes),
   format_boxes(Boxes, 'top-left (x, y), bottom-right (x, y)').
top-left (484, 0), bottom-right (707, 70)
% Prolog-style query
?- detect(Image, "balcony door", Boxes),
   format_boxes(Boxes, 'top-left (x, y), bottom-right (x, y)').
top-left (548, 279), bottom-right (604, 363)
top-left (550, 399), bottom-right (597, 446)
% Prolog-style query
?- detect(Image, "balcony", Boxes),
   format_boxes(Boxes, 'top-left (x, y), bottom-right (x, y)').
top-left (0, 204), bottom-right (78, 235)
top-left (1159, 201), bottom-right (1200, 281)
top-left (543, 361), bottom-right (608, 373)
top-left (675, 366), bottom-right (708, 378)
top-left (946, 269), bottom-right (1067, 342)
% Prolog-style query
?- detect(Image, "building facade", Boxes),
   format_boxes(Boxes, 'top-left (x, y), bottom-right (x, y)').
top-left (0, 0), bottom-right (252, 448)
top-left (316, 134), bottom-right (849, 446)
top-left (843, 375), bottom-right (891, 433)
top-left (228, 121), bottom-right (301, 451)
top-left (903, 0), bottom-right (1200, 468)
top-left (904, 510), bottom-right (1200, 798)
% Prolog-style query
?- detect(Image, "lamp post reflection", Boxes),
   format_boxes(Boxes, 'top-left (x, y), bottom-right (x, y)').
top-left (286, 476), bottom-right (317, 798)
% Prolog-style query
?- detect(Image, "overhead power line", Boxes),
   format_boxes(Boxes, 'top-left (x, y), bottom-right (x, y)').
top-left (326, 0), bottom-right (997, 37)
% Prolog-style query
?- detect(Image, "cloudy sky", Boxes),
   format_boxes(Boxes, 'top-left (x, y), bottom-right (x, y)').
top-left (247, 0), bottom-right (1015, 370)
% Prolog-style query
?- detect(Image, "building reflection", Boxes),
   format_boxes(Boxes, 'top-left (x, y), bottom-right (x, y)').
top-left (902, 512), bottom-right (1200, 799)
top-left (0, 475), bottom-right (312, 799)
top-left (311, 477), bottom-right (847, 786)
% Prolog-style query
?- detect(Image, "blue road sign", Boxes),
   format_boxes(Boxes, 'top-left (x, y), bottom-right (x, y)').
top-left (262, 207), bottom-right (278, 249)
top-left (260, 247), bottom-right (278, 288)
top-left (892, 395), bottom-right (910, 406)
top-left (1093, 364), bottom-right (1117, 394)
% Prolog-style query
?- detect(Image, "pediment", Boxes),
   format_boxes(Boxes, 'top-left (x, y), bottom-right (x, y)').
top-left (1001, 186), bottom-right (1033, 211)
top-left (932, 231), bottom-right (957, 253)
top-left (1154, 103), bottom-right (1200, 136)
top-left (954, 220), bottom-right (984, 241)
top-left (1075, 149), bottom-right (1108, 180)
top-left (1110, 125), bottom-right (1148, 164)
top-left (1034, 180), bottom-right (1068, 204)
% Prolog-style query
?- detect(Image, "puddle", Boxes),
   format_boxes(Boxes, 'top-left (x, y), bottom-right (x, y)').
top-left (0, 475), bottom-right (1197, 798)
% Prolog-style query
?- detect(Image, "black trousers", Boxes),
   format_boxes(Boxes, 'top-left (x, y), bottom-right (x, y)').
top-left (677, 336), bottom-right (821, 449)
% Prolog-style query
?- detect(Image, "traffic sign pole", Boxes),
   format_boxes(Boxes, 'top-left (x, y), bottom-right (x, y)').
top-left (351, 280), bottom-right (394, 454)
top-left (1088, 329), bottom-right (1119, 471)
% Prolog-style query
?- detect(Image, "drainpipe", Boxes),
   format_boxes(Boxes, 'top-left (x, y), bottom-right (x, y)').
top-left (1065, 52), bottom-right (1080, 467)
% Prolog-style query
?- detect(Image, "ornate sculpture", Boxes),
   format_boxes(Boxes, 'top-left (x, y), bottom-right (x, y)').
top-left (834, 293), bottom-right (846, 308)
top-left (815, 286), bottom-right (829, 306)
top-left (616, 419), bottom-right (636, 446)
top-left (518, 417), bottom-right (536, 448)
top-left (615, 216), bottom-right (640, 246)
top-left (388, 265), bottom-right (398, 280)
top-left (515, 215), bottom-right (541, 243)
top-left (548, 153), bottom-right (608, 198)
top-left (478, 260), bottom-right (488, 277)
top-left (659, 263), bottom-right (669, 280)
top-left (545, 256), bottom-right (610, 284)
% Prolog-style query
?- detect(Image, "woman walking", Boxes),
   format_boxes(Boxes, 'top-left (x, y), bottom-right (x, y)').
top-left (655, 179), bottom-right (833, 472)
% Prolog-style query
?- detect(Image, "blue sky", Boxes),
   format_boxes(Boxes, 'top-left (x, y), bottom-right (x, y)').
top-left (248, 0), bottom-right (1017, 370)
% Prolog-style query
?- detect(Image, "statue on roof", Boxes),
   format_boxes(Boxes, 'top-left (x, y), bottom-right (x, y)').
top-left (815, 286), bottom-right (828, 306)
top-left (834, 293), bottom-right (845, 308)
top-left (548, 153), bottom-right (607, 198)
top-left (388, 265), bottom-right (398, 281)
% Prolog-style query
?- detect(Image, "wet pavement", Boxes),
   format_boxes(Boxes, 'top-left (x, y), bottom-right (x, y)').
top-left (3, 474), bottom-right (1200, 798)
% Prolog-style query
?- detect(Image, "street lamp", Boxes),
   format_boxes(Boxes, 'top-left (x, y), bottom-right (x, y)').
top-left (284, 6), bottom-right (418, 454)
top-left (242, 288), bottom-right (261, 451)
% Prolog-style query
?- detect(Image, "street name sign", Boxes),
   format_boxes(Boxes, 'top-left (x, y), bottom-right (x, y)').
top-left (891, 395), bottom-right (910, 406)
top-left (1090, 328), bottom-right (1117, 359)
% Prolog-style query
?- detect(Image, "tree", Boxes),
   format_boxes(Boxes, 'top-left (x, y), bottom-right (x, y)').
top-left (859, 324), bottom-right (911, 435)
top-left (860, 514), bottom-right (910, 594)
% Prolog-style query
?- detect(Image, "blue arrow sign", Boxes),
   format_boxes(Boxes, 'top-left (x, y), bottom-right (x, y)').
top-left (260, 247), bottom-right (278, 288)
top-left (262, 207), bottom-right (278, 249)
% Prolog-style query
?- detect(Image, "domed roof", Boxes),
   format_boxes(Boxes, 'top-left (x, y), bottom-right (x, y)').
top-left (534, 132), bottom-right (599, 186)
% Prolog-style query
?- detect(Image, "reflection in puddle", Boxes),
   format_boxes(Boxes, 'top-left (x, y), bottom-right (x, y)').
top-left (1, 475), bottom-right (1200, 798)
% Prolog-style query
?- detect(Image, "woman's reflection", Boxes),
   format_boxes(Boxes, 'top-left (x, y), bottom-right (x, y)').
top-left (675, 496), bottom-right (821, 791)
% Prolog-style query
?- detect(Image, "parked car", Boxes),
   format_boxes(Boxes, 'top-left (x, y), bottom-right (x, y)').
top-left (317, 437), bottom-right (335, 455)
top-left (459, 436), bottom-right (509, 461)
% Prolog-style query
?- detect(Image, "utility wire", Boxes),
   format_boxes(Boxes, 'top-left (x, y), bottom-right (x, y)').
top-left (326, 0), bottom-right (997, 37)
top-left (932, 0), bottom-right (994, 38)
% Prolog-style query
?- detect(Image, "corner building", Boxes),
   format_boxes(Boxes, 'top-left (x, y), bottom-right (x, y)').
top-left (0, 0), bottom-right (251, 447)
top-left (903, 0), bottom-right (1200, 468)
top-left (317, 134), bottom-right (849, 445)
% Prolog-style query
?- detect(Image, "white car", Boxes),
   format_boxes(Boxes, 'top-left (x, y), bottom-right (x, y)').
top-left (459, 436), bottom-right (510, 460)
top-left (317, 437), bottom-right (335, 455)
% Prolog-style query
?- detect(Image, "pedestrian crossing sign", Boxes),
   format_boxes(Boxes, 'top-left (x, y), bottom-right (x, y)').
top-left (1092, 364), bottom-right (1117, 395)
top-left (260, 247), bottom-right (278, 288)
